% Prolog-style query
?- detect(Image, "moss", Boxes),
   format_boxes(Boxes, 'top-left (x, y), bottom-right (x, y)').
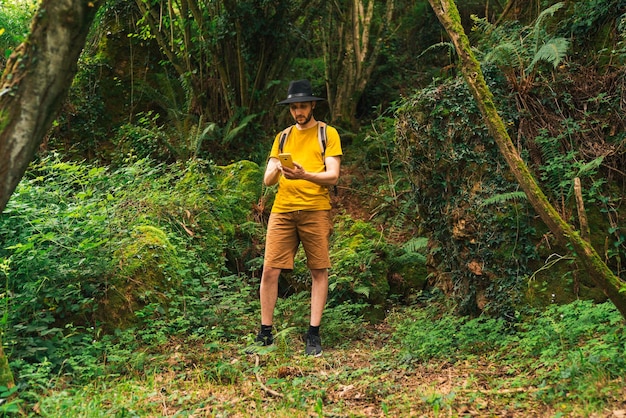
top-left (215, 160), bottom-right (263, 202)
top-left (100, 225), bottom-right (182, 330)
top-left (0, 109), bottom-right (9, 132)
top-left (0, 342), bottom-right (14, 388)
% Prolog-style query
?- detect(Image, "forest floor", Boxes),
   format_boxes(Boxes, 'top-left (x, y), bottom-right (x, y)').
top-left (64, 320), bottom-right (624, 418)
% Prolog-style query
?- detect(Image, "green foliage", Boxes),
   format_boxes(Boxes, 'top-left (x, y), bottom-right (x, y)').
top-left (535, 125), bottom-right (605, 205)
top-left (0, 0), bottom-right (34, 62)
top-left (395, 75), bottom-right (539, 317)
top-left (482, 191), bottom-right (528, 206)
top-left (48, 53), bottom-right (113, 161)
top-left (113, 75), bottom-right (264, 164)
top-left (474, 2), bottom-right (570, 82)
top-left (360, 113), bottom-right (417, 234)
top-left (111, 111), bottom-right (170, 163)
top-left (392, 301), bottom-right (508, 363)
top-left (132, 0), bottom-right (317, 131)
top-left (0, 155), bottom-right (264, 384)
top-left (564, 0), bottom-right (624, 44)
top-left (329, 216), bottom-right (391, 308)
top-left (393, 298), bottom-right (626, 403)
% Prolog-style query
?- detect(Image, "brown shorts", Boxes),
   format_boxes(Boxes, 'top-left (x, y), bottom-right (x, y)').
top-left (264, 210), bottom-right (333, 270)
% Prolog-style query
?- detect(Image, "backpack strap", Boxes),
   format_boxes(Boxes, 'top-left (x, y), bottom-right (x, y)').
top-left (278, 125), bottom-right (293, 154)
top-left (317, 122), bottom-right (338, 196)
top-left (317, 121), bottom-right (327, 158)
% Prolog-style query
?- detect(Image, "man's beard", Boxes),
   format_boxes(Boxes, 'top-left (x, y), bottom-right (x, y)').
top-left (295, 110), bottom-right (313, 125)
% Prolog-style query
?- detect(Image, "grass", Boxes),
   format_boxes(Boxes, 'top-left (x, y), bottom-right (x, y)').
top-left (7, 299), bottom-right (625, 417)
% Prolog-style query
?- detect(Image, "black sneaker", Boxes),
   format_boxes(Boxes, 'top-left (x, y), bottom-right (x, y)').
top-left (244, 332), bottom-right (273, 354)
top-left (304, 333), bottom-right (322, 357)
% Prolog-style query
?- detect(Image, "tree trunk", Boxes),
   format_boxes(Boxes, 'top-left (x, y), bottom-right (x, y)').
top-left (0, 341), bottom-right (12, 388)
top-left (0, 0), bottom-right (104, 213)
top-left (427, 0), bottom-right (626, 319)
top-left (0, 0), bottom-right (104, 383)
top-left (323, 0), bottom-right (395, 129)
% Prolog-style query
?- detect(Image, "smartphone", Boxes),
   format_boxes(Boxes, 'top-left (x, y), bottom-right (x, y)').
top-left (278, 153), bottom-right (294, 169)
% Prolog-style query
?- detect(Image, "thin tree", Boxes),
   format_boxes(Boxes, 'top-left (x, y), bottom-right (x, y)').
top-left (425, 0), bottom-right (626, 319)
top-left (319, 0), bottom-right (395, 129)
top-left (0, 0), bottom-right (105, 387)
top-left (133, 0), bottom-right (321, 126)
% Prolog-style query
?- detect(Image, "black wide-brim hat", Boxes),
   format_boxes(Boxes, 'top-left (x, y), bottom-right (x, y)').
top-left (277, 79), bottom-right (326, 105)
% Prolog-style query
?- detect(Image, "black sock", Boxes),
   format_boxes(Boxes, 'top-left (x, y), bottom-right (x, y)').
top-left (260, 324), bottom-right (273, 335)
top-left (308, 325), bottom-right (320, 336)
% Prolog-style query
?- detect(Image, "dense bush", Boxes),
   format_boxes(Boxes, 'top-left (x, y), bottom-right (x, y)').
top-left (395, 1), bottom-right (626, 317)
top-left (0, 155), bottom-right (263, 382)
top-left (395, 74), bottom-right (539, 318)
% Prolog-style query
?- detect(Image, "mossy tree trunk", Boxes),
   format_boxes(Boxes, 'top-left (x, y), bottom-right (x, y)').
top-left (427, 0), bottom-right (626, 319)
top-left (0, 341), bottom-right (12, 388)
top-left (0, 0), bottom-right (104, 384)
top-left (0, 0), bottom-right (104, 213)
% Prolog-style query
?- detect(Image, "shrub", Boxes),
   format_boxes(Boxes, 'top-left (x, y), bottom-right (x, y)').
top-left (0, 155), bottom-right (263, 381)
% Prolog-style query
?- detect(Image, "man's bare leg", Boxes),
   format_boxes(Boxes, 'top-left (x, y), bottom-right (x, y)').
top-left (310, 268), bottom-right (329, 326)
top-left (260, 265), bottom-right (281, 326)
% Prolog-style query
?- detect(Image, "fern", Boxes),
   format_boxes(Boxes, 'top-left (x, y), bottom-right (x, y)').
top-left (532, 2), bottom-right (566, 54)
top-left (526, 37), bottom-right (570, 75)
top-left (393, 237), bottom-right (428, 266)
top-left (475, 2), bottom-right (569, 82)
top-left (417, 41), bottom-right (455, 60)
top-left (575, 156), bottom-right (604, 178)
top-left (221, 113), bottom-right (257, 145)
top-left (484, 42), bottom-right (522, 68)
top-left (402, 237), bottom-right (428, 253)
top-left (535, 132), bottom-right (570, 198)
top-left (482, 191), bottom-right (528, 206)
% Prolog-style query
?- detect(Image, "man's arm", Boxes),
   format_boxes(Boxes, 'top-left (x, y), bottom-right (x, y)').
top-left (282, 156), bottom-right (341, 186)
top-left (264, 157), bottom-right (282, 186)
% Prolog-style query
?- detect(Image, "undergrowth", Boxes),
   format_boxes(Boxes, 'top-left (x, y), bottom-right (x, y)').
top-left (2, 295), bottom-right (623, 416)
top-left (391, 297), bottom-right (626, 416)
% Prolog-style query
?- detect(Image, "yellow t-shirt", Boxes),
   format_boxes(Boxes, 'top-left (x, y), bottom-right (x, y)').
top-left (269, 122), bottom-right (342, 213)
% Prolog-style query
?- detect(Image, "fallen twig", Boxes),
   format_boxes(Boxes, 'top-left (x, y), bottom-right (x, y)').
top-left (457, 385), bottom-right (550, 395)
top-left (254, 354), bottom-right (284, 398)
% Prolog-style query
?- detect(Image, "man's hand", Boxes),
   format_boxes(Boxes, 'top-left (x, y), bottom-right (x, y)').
top-left (281, 162), bottom-right (305, 179)
top-left (282, 157), bottom-right (341, 187)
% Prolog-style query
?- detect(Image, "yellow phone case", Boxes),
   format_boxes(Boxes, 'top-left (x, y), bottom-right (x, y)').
top-left (278, 153), bottom-right (294, 169)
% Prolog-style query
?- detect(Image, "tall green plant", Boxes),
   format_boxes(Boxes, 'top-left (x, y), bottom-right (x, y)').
top-left (473, 2), bottom-right (569, 92)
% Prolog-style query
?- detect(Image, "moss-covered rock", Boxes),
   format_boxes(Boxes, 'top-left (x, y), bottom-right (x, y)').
top-left (101, 225), bottom-right (182, 330)
top-left (215, 160), bottom-right (263, 202)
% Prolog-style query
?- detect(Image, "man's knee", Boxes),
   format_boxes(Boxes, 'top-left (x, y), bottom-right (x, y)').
top-left (310, 268), bottom-right (328, 281)
top-left (262, 265), bottom-right (281, 283)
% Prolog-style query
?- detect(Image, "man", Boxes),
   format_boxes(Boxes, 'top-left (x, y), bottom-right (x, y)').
top-left (251, 79), bottom-right (342, 356)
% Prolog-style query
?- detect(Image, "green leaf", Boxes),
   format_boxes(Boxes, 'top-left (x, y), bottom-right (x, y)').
top-left (526, 38), bottom-right (570, 74)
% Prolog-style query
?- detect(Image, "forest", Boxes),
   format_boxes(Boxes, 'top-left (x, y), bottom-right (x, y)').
top-left (0, 0), bottom-right (625, 416)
